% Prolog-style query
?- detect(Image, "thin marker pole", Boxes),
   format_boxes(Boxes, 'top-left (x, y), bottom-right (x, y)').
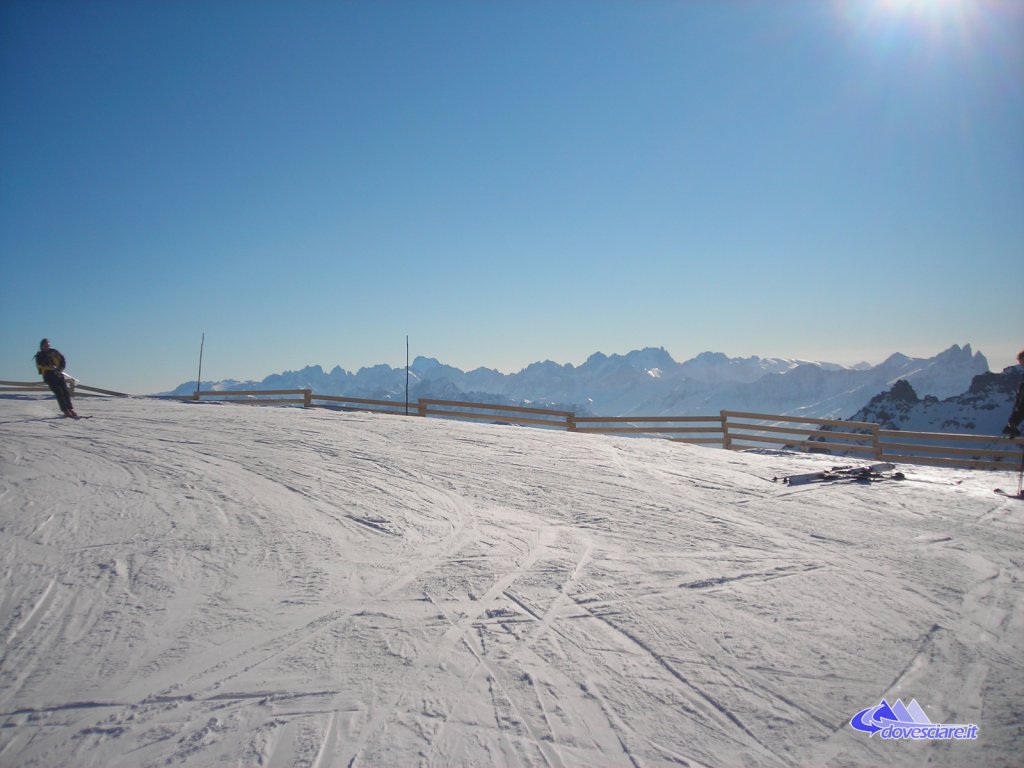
top-left (1017, 445), bottom-right (1023, 497)
top-left (196, 333), bottom-right (205, 397)
top-left (405, 335), bottom-right (410, 415)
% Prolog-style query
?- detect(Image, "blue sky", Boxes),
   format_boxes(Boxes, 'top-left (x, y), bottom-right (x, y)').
top-left (2, 0), bottom-right (1021, 395)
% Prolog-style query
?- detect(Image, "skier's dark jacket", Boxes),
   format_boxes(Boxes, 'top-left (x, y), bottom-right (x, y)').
top-left (1009, 377), bottom-right (1024, 431)
top-left (35, 349), bottom-right (66, 376)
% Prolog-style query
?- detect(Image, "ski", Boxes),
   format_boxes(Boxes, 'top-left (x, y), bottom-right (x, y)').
top-left (775, 462), bottom-right (896, 486)
top-left (994, 489), bottom-right (1024, 500)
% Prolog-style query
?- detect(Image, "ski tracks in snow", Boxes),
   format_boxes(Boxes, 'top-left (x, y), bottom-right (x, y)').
top-left (2, 398), bottom-right (1023, 767)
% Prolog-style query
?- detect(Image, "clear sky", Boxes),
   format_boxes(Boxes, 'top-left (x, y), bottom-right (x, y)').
top-left (2, 0), bottom-right (1021, 395)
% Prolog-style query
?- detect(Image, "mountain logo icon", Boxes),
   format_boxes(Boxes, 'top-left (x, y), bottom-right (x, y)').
top-left (851, 698), bottom-right (932, 734)
top-left (850, 698), bottom-right (979, 741)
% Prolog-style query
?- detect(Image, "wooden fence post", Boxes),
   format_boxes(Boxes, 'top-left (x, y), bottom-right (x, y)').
top-left (303, 389), bottom-right (312, 408)
top-left (417, 400), bottom-right (427, 417)
top-left (721, 411), bottom-right (731, 450)
top-left (566, 413), bottom-right (576, 432)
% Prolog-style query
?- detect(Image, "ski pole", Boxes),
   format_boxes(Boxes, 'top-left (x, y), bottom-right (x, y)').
top-left (1017, 445), bottom-right (1023, 497)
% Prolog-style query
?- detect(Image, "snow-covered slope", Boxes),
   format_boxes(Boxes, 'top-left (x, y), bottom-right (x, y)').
top-left (1, 397), bottom-right (1021, 767)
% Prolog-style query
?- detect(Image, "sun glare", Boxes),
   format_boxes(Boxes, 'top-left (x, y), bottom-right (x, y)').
top-left (877, 0), bottom-right (966, 14)
top-left (905, 0), bottom-right (988, 28)
top-left (837, 0), bottom-right (984, 49)
top-left (874, 0), bottom-right (976, 27)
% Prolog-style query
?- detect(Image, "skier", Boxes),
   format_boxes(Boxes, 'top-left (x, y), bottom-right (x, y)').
top-left (1003, 348), bottom-right (1024, 439)
top-left (34, 338), bottom-right (78, 418)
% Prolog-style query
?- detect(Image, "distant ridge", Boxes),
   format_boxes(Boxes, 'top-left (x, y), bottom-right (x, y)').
top-left (161, 344), bottom-right (991, 422)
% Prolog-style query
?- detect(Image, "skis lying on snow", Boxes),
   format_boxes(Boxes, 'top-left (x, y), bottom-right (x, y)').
top-left (774, 462), bottom-right (901, 486)
top-left (994, 488), bottom-right (1024, 500)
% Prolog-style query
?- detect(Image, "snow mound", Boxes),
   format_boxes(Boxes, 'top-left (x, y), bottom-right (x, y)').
top-left (1, 397), bottom-right (1021, 767)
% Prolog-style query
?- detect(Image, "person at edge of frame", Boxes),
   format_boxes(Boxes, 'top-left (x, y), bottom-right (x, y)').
top-left (1002, 348), bottom-right (1024, 439)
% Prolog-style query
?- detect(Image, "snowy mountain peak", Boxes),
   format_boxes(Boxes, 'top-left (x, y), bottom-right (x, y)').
top-left (410, 356), bottom-right (443, 374)
top-left (621, 346), bottom-right (676, 371)
top-left (676, 351), bottom-right (801, 385)
top-left (881, 352), bottom-right (913, 367)
top-left (694, 351), bottom-right (731, 364)
top-left (887, 379), bottom-right (920, 404)
top-left (933, 343), bottom-right (984, 367)
top-left (523, 359), bottom-right (573, 374)
top-left (849, 367), bottom-right (1019, 434)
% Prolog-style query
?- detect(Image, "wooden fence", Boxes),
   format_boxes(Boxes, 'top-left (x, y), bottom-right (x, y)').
top-left (877, 430), bottom-right (1023, 470)
top-left (0, 379), bottom-right (129, 398)
top-left (719, 410), bottom-right (1022, 471)
top-left (722, 410), bottom-right (879, 455)
top-left (313, 393), bottom-right (416, 416)
top-left (4, 380), bottom-right (1022, 471)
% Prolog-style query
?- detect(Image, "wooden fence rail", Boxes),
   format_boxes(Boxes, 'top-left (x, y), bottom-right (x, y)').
top-left (419, 398), bottom-right (574, 429)
top-left (310, 393), bottom-right (415, 415)
top-left (76, 383), bottom-right (131, 397)
top-left (571, 415), bottom-right (725, 445)
top-left (192, 389), bottom-right (312, 407)
top-left (0, 380), bottom-right (50, 393)
top-left (4, 380), bottom-right (1023, 471)
top-left (0, 379), bottom-right (130, 398)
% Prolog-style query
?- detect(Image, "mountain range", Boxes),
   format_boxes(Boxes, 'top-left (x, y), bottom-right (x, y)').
top-left (849, 367), bottom-right (1023, 436)
top-left (164, 344), bottom-right (1010, 429)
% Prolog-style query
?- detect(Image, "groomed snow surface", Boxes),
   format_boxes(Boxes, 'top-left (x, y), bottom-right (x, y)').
top-left (1, 396), bottom-right (1021, 768)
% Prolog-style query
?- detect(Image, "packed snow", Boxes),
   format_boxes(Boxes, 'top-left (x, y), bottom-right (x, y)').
top-left (1, 396), bottom-right (1022, 767)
